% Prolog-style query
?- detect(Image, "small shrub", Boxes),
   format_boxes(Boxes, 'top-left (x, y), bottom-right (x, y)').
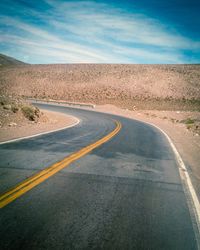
top-left (186, 124), bottom-right (193, 130)
top-left (21, 105), bottom-right (40, 121)
top-left (21, 105), bottom-right (35, 120)
top-left (185, 118), bottom-right (195, 125)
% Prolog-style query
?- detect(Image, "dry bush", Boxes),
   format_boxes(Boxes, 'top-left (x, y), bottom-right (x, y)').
top-left (21, 105), bottom-right (40, 121)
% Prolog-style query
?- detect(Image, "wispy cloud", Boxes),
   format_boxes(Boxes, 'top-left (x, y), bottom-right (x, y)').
top-left (0, 0), bottom-right (199, 63)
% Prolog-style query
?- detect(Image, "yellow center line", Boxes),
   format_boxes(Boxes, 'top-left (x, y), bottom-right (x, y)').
top-left (0, 120), bottom-right (122, 208)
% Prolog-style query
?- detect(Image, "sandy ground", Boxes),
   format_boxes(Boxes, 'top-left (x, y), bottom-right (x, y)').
top-left (95, 104), bottom-right (200, 200)
top-left (0, 109), bottom-right (77, 142)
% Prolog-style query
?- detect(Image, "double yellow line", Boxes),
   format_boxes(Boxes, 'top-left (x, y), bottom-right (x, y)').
top-left (0, 120), bottom-right (121, 208)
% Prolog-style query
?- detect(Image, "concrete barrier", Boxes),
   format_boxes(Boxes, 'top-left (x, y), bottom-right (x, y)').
top-left (27, 98), bottom-right (95, 109)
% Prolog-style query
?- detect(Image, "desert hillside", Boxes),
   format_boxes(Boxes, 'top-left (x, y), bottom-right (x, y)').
top-left (0, 60), bottom-right (200, 110)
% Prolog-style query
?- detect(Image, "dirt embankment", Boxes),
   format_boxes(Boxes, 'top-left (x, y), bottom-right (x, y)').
top-left (0, 64), bottom-right (200, 111)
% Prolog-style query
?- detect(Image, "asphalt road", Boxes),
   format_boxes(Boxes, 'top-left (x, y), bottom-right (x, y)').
top-left (0, 103), bottom-right (199, 250)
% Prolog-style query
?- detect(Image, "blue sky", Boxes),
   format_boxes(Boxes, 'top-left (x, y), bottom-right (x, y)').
top-left (0, 0), bottom-right (200, 63)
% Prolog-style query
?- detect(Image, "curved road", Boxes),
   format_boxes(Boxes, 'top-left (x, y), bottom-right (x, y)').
top-left (0, 103), bottom-right (199, 249)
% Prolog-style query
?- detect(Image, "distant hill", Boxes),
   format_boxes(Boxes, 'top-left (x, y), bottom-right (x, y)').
top-left (0, 53), bottom-right (199, 110)
top-left (0, 53), bottom-right (27, 66)
top-left (0, 63), bottom-right (200, 111)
